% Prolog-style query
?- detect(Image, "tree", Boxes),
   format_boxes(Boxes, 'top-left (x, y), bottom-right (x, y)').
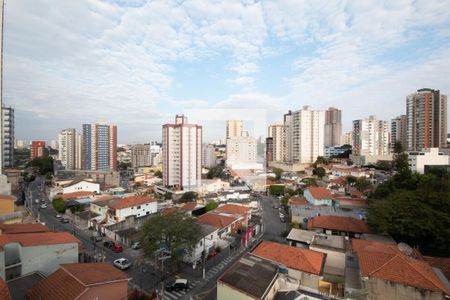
top-left (301, 177), bottom-right (318, 187)
top-left (376, 160), bottom-right (391, 171)
top-left (205, 201), bottom-right (219, 211)
top-left (314, 156), bottom-right (328, 166)
top-left (52, 197), bottom-right (66, 213)
top-left (346, 159), bottom-right (353, 166)
top-left (269, 185), bottom-right (285, 195)
top-left (27, 157), bottom-right (54, 175)
top-left (154, 170), bottom-right (163, 179)
top-left (179, 191), bottom-right (198, 203)
top-left (346, 176), bottom-right (357, 185)
top-left (272, 168), bottom-right (283, 181)
top-left (164, 192), bottom-right (172, 200)
top-left (354, 178), bottom-right (372, 192)
top-left (313, 167), bottom-right (326, 178)
top-left (207, 165), bottom-right (224, 179)
top-left (139, 211), bottom-right (201, 269)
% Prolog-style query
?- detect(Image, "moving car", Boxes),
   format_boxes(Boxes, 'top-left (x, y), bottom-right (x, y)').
top-left (112, 243), bottom-right (123, 253)
top-left (40, 203), bottom-right (47, 209)
top-left (113, 258), bottom-right (131, 270)
top-left (55, 214), bottom-right (62, 218)
top-left (61, 217), bottom-right (70, 223)
top-left (131, 241), bottom-right (140, 249)
top-left (103, 241), bottom-right (115, 248)
top-left (165, 279), bottom-right (189, 292)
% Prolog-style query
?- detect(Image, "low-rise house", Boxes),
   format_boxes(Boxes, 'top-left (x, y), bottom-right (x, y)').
top-left (304, 187), bottom-right (336, 206)
top-left (215, 204), bottom-right (251, 223)
top-left (183, 224), bottom-right (218, 265)
top-left (0, 224), bottom-right (80, 280)
top-left (196, 212), bottom-right (242, 249)
top-left (200, 178), bottom-right (230, 194)
top-left (53, 179), bottom-right (100, 195)
top-left (331, 166), bottom-right (367, 178)
top-left (335, 197), bottom-right (367, 208)
top-left (310, 234), bottom-right (347, 280)
top-left (286, 228), bottom-right (315, 248)
top-left (179, 202), bottom-right (205, 217)
top-left (288, 196), bottom-right (309, 207)
top-left (217, 253), bottom-right (279, 300)
top-left (352, 239), bottom-right (449, 300)
top-left (307, 215), bottom-right (370, 238)
top-left (291, 204), bottom-right (366, 225)
top-left (57, 191), bottom-right (96, 201)
top-left (26, 263), bottom-right (129, 300)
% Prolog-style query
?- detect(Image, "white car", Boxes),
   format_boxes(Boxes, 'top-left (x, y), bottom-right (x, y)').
top-left (113, 258), bottom-right (131, 270)
top-left (40, 203), bottom-right (47, 209)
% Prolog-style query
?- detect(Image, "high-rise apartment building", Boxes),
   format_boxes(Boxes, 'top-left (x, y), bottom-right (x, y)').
top-left (226, 131), bottom-right (257, 168)
top-left (406, 88), bottom-right (448, 151)
top-left (287, 106), bottom-right (325, 164)
top-left (340, 131), bottom-right (353, 146)
top-left (149, 142), bottom-right (162, 166)
top-left (352, 116), bottom-right (389, 156)
top-left (30, 141), bottom-right (46, 159)
top-left (81, 122), bottom-right (117, 171)
top-left (324, 107), bottom-right (342, 147)
top-left (268, 124), bottom-right (288, 162)
top-left (202, 144), bottom-right (217, 168)
top-left (2, 106), bottom-right (14, 168)
top-left (162, 115), bottom-right (202, 190)
top-left (131, 144), bottom-right (151, 169)
top-left (265, 137), bottom-right (273, 166)
top-left (58, 128), bottom-right (80, 170)
top-left (226, 120), bottom-right (243, 139)
top-left (391, 115), bottom-right (407, 150)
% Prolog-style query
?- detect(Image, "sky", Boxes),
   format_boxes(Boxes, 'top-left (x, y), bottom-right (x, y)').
top-left (4, 0), bottom-right (450, 144)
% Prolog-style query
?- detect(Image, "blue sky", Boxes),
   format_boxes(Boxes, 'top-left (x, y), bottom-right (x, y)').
top-left (4, 0), bottom-right (450, 143)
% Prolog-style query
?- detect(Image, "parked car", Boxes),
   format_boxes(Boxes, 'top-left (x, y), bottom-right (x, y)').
top-left (55, 214), bottom-right (62, 218)
top-left (131, 241), bottom-right (140, 249)
top-left (103, 241), bottom-right (115, 248)
top-left (40, 203), bottom-right (47, 209)
top-left (272, 204), bottom-right (278, 209)
top-left (112, 243), bottom-right (123, 253)
top-left (207, 250), bottom-right (218, 260)
top-left (165, 279), bottom-right (189, 292)
top-left (91, 235), bottom-right (103, 242)
top-left (61, 218), bottom-right (70, 223)
top-left (113, 258), bottom-right (131, 270)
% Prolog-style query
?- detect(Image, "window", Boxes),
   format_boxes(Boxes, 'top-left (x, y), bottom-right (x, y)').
top-left (137, 205), bottom-right (141, 209)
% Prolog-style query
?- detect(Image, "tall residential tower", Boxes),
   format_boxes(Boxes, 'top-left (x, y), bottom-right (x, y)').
top-left (324, 107), bottom-right (342, 147)
top-left (352, 116), bottom-right (389, 156)
top-left (81, 122), bottom-right (117, 171)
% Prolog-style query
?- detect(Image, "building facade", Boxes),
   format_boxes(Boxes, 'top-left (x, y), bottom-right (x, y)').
top-left (226, 132), bottom-right (257, 168)
top-left (58, 128), bottom-right (80, 170)
top-left (391, 115), bottom-right (407, 151)
top-left (406, 88), bottom-right (448, 151)
top-left (30, 141), bottom-right (46, 159)
top-left (340, 131), bottom-right (353, 146)
top-left (408, 148), bottom-right (450, 174)
top-left (81, 122), bottom-right (117, 171)
top-left (324, 107), bottom-right (342, 147)
top-left (352, 116), bottom-right (389, 156)
top-left (162, 115), bottom-right (202, 190)
top-left (131, 144), bottom-right (151, 169)
top-left (287, 106), bottom-right (324, 164)
top-left (1, 106), bottom-right (13, 168)
top-left (268, 124), bottom-right (289, 162)
top-left (226, 120), bottom-right (243, 139)
top-left (203, 144), bottom-right (217, 168)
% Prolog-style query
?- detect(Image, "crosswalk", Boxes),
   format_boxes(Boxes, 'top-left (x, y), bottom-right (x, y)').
top-left (162, 280), bottom-right (200, 300)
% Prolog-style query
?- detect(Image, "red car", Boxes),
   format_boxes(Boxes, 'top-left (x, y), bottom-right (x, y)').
top-left (207, 250), bottom-right (217, 260)
top-left (112, 243), bottom-right (123, 253)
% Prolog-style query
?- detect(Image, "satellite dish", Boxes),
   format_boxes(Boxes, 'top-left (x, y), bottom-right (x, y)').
top-left (398, 242), bottom-right (413, 256)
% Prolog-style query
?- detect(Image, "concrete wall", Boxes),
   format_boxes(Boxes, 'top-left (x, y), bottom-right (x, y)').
top-left (21, 243), bottom-right (78, 277)
top-left (63, 181), bottom-right (100, 194)
top-left (116, 201), bottom-right (157, 222)
top-left (217, 281), bottom-right (255, 300)
top-left (365, 277), bottom-right (445, 300)
top-left (79, 280), bottom-right (128, 300)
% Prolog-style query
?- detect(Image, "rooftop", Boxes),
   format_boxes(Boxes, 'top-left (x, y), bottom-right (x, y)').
top-left (58, 191), bottom-right (95, 200)
top-left (180, 202), bottom-right (198, 211)
top-left (288, 196), bottom-right (309, 206)
top-left (109, 195), bottom-right (157, 210)
top-left (286, 228), bottom-right (315, 244)
top-left (307, 187), bottom-right (333, 199)
top-left (0, 277), bottom-right (11, 300)
top-left (161, 207), bottom-right (178, 216)
top-left (0, 195), bottom-right (16, 201)
top-left (352, 239), bottom-right (448, 293)
top-left (26, 263), bottom-right (128, 300)
top-left (424, 256), bottom-right (450, 281)
top-left (0, 231), bottom-right (80, 247)
top-left (0, 223), bottom-right (49, 234)
top-left (310, 234), bottom-right (345, 251)
top-left (196, 213), bottom-right (238, 229)
top-left (252, 241), bottom-right (325, 275)
top-left (214, 204), bottom-right (250, 215)
top-left (7, 272), bottom-right (45, 300)
top-left (307, 216), bottom-right (370, 234)
top-left (219, 253), bottom-right (278, 299)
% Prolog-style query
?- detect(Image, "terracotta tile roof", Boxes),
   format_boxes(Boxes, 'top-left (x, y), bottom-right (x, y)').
top-left (0, 195), bottom-right (16, 201)
top-left (0, 277), bottom-right (11, 300)
top-left (424, 256), bottom-right (450, 281)
top-left (0, 232), bottom-right (80, 247)
top-left (26, 263), bottom-right (128, 300)
top-left (307, 216), bottom-right (370, 234)
top-left (92, 195), bottom-right (119, 206)
top-left (180, 202), bottom-right (197, 211)
top-left (330, 176), bottom-right (347, 185)
top-left (58, 191), bottom-right (95, 200)
top-left (252, 241), bottom-right (325, 275)
top-left (109, 195), bottom-right (157, 210)
top-left (335, 197), bottom-right (367, 207)
top-left (26, 268), bottom-right (86, 300)
top-left (197, 213), bottom-right (237, 229)
top-left (307, 187), bottom-right (333, 199)
top-left (288, 196), bottom-right (309, 206)
top-left (350, 190), bottom-right (364, 198)
top-left (0, 223), bottom-right (49, 234)
top-left (352, 240), bottom-right (448, 293)
top-left (62, 263), bottom-right (129, 285)
top-left (161, 207), bottom-right (178, 216)
top-left (215, 204), bottom-right (250, 215)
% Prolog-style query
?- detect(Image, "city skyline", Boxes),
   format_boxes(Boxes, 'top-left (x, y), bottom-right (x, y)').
top-left (4, 0), bottom-right (450, 143)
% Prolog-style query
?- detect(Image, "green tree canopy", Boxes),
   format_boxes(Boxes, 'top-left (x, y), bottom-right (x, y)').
top-left (269, 185), bottom-right (285, 195)
top-left (313, 167), bottom-right (326, 178)
top-left (154, 170), bottom-right (163, 179)
top-left (27, 157), bottom-right (54, 175)
top-left (272, 168), bottom-right (283, 181)
top-left (205, 201), bottom-right (219, 211)
top-left (52, 197), bottom-right (66, 213)
top-left (207, 165), bottom-right (224, 179)
top-left (139, 211), bottom-right (201, 262)
top-left (179, 191), bottom-right (198, 203)
top-left (355, 178), bottom-right (372, 192)
top-left (301, 177), bottom-right (318, 187)
top-left (314, 156), bottom-right (329, 166)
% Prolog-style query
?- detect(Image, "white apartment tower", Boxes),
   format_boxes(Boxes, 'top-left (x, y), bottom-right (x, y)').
top-left (58, 128), bottom-right (79, 170)
top-left (226, 131), bottom-right (257, 168)
top-left (162, 115), bottom-right (202, 190)
top-left (202, 144), bottom-right (217, 168)
top-left (287, 106), bottom-right (325, 164)
top-left (391, 115), bottom-right (407, 150)
top-left (226, 120), bottom-right (243, 139)
top-left (406, 88), bottom-right (448, 151)
top-left (2, 106), bottom-right (13, 168)
top-left (352, 116), bottom-right (389, 156)
top-left (131, 144), bottom-right (151, 169)
top-left (268, 124), bottom-right (288, 162)
top-left (324, 107), bottom-right (342, 147)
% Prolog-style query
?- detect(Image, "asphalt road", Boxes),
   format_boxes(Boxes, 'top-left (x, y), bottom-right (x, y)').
top-left (260, 194), bottom-right (288, 243)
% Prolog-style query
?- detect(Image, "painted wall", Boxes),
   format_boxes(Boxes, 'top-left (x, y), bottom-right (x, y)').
top-left (115, 201), bottom-right (157, 222)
